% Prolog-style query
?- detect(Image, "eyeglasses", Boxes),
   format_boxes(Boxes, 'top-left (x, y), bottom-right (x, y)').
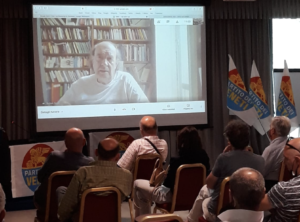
top-left (286, 137), bottom-right (300, 153)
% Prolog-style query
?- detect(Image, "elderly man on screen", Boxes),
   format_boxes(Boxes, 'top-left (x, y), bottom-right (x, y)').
top-left (57, 41), bottom-right (149, 105)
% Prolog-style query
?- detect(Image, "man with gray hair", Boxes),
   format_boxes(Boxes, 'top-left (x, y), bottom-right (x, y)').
top-left (262, 116), bottom-right (291, 191)
top-left (217, 168), bottom-right (265, 222)
top-left (57, 41), bottom-right (149, 105)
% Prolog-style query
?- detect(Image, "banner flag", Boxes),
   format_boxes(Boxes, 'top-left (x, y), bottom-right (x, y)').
top-left (227, 55), bottom-right (258, 127)
top-left (249, 61), bottom-right (272, 134)
top-left (276, 60), bottom-right (299, 133)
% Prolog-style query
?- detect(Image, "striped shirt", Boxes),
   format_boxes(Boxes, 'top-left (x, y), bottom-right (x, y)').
top-left (117, 136), bottom-right (168, 171)
top-left (268, 175), bottom-right (300, 222)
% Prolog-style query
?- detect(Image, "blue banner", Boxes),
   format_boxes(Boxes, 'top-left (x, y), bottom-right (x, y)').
top-left (249, 89), bottom-right (271, 119)
top-left (276, 89), bottom-right (297, 119)
top-left (227, 80), bottom-right (253, 111)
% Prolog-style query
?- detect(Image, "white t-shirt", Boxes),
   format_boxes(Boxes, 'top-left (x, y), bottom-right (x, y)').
top-left (57, 71), bottom-right (149, 105)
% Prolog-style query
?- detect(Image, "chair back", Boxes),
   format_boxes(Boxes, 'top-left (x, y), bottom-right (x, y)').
top-left (133, 154), bottom-right (162, 181)
top-left (136, 213), bottom-right (183, 222)
top-left (279, 161), bottom-right (293, 182)
top-left (45, 171), bottom-right (75, 222)
top-left (216, 177), bottom-right (230, 215)
top-left (79, 187), bottom-right (121, 222)
top-left (172, 164), bottom-right (206, 212)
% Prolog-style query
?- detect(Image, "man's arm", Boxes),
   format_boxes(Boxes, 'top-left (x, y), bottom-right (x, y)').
top-left (206, 172), bottom-right (218, 189)
top-left (58, 173), bottom-right (81, 222)
top-left (258, 194), bottom-right (273, 211)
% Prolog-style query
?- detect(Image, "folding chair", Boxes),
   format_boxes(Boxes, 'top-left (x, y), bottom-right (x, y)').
top-left (78, 187), bottom-right (121, 222)
top-left (154, 163), bottom-right (206, 214)
top-left (129, 154), bottom-right (162, 222)
top-left (34, 171), bottom-right (75, 222)
top-left (136, 214), bottom-right (183, 222)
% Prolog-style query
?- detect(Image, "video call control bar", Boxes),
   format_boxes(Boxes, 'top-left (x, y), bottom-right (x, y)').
top-left (37, 101), bottom-right (206, 119)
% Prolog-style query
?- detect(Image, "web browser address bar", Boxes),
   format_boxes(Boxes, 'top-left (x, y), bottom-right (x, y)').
top-left (154, 18), bottom-right (193, 26)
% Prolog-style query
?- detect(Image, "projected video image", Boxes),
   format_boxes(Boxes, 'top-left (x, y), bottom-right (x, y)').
top-left (34, 17), bottom-right (203, 105)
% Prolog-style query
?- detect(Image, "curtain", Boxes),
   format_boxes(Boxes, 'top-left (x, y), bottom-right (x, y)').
top-left (198, 19), bottom-right (272, 164)
top-left (207, 0), bottom-right (300, 19)
top-left (0, 18), bottom-right (35, 140)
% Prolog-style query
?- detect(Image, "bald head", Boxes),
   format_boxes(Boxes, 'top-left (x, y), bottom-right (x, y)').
top-left (65, 128), bottom-right (86, 153)
top-left (139, 116), bottom-right (157, 136)
top-left (97, 138), bottom-right (120, 161)
top-left (284, 138), bottom-right (300, 174)
top-left (230, 168), bottom-right (265, 211)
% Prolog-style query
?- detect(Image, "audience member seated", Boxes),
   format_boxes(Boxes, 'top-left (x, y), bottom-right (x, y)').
top-left (216, 167), bottom-right (265, 222)
top-left (186, 119), bottom-right (265, 222)
top-left (34, 127), bottom-right (94, 212)
top-left (117, 116), bottom-right (168, 171)
top-left (0, 184), bottom-right (5, 222)
top-left (57, 138), bottom-right (132, 222)
top-left (262, 116), bottom-right (290, 192)
top-left (259, 137), bottom-right (300, 222)
top-left (133, 126), bottom-right (210, 217)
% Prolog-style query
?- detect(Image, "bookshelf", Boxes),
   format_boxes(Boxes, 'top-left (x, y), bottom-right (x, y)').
top-left (38, 18), bottom-right (155, 103)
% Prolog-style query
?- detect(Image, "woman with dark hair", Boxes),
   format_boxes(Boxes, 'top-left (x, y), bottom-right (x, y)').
top-left (133, 126), bottom-right (210, 218)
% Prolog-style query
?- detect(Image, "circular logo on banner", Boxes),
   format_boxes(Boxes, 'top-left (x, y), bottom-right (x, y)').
top-left (22, 144), bottom-right (53, 192)
top-left (106, 132), bottom-right (134, 157)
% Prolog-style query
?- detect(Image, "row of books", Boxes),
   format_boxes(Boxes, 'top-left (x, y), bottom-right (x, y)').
top-left (93, 18), bottom-right (132, 27)
top-left (117, 44), bottom-right (149, 62)
top-left (45, 70), bottom-right (89, 83)
top-left (93, 28), bottom-right (148, 41)
top-left (41, 27), bottom-right (91, 40)
top-left (48, 83), bottom-right (71, 103)
top-left (44, 56), bottom-right (89, 68)
top-left (41, 18), bottom-right (92, 26)
top-left (42, 42), bottom-right (91, 54)
top-left (40, 18), bottom-right (150, 27)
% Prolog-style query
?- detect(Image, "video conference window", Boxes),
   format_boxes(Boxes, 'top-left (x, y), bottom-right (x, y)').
top-left (33, 6), bottom-right (207, 131)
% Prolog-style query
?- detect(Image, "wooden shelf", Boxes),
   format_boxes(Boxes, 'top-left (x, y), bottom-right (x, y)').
top-left (42, 40), bottom-right (91, 42)
top-left (41, 25), bottom-right (92, 28)
top-left (43, 53), bottom-right (90, 56)
top-left (93, 26), bottom-right (150, 29)
top-left (44, 67), bottom-right (89, 70)
top-left (94, 39), bottom-right (149, 43)
top-left (123, 61), bottom-right (149, 64)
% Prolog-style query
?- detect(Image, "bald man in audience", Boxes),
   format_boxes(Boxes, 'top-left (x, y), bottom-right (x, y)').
top-left (216, 168), bottom-right (265, 222)
top-left (259, 138), bottom-right (300, 222)
top-left (34, 128), bottom-right (94, 213)
top-left (57, 138), bottom-right (132, 222)
top-left (262, 116), bottom-right (290, 191)
top-left (117, 116), bottom-right (168, 171)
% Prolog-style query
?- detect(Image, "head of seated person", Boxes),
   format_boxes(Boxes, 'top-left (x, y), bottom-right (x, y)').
top-left (177, 126), bottom-right (203, 157)
top-left (284, 138), bottom-right (300, 176)
top-left (96, 138), bottom-right (120, 162)
top-left (224, 119), bottom-right (250, 151)
top-left (268, 116), bottom-right (291, 141)
top-left (139, 116), bottom-right (157, 137)
top-left (230, 167), bottom-right (265, 211)
top-left (64, 127), bottom-right (86, 154)
top-left (89, 41), bottom-right (121, 85)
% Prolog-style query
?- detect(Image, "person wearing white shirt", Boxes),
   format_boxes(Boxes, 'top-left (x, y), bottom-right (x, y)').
top-left (216, 168), bottom-right (264, 222)
top-left (57, 41), bottom-right (149, 105)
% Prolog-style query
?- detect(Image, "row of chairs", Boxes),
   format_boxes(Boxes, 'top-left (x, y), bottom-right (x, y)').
top-left (36, 155), bottom-right (294, 222)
